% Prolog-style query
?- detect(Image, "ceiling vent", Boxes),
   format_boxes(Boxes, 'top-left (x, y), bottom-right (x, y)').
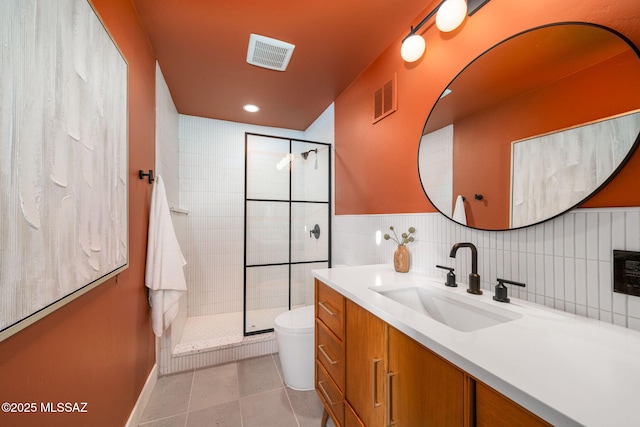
top-left (373, 74), bottom-right (397, 123)
top-left (246, 34), bottom-right (295, 72)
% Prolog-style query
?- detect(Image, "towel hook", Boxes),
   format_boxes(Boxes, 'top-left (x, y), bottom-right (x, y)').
top-left (139, 169), bottom-right (154, 183)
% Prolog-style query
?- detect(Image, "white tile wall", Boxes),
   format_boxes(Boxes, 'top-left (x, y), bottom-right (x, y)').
top-left (419, 124), bottom-right (454, 216)
top-left (155, 62), bottom-right (180, 207)
top-left (332, 208), bottom-right (640, 330)
top-left (155, 63), bottom-right (187, 361)
top-left (156, 109), bottom-right (334, 375)
top-left (178, 115), bottom-right (305, 317)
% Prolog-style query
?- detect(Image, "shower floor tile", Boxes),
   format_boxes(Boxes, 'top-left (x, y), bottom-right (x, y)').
top-left (173, 306), bottom-right (308, 356)
top-left (175, 312), bottom-right (244, 354)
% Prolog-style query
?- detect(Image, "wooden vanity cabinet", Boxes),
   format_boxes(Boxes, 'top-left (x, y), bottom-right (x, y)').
top-left (345, 299), bottom-right (387, 427)
top-left (475, 381), bottom-right (552, 427)
top-left (388, 327), bottom-right (466, 426)
top-left (315, 279), bottom-right (346, 426)
top-left (315, 278), bottom-right (549, 427)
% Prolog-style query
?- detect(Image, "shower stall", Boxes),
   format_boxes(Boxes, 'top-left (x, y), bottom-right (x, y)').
top-left (244, 133), bottom-right (331, 335)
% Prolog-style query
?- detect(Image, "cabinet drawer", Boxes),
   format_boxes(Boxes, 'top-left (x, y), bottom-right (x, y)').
top-left (316, 279), bottom-right (345, 340)
top-left (317, 361), bottom-right (344, 427)
top-left (316, 320), bottom-right (345, 392)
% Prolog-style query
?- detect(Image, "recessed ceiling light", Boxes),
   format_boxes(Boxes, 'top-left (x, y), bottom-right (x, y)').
top-left (243, 104), bottom-right (260, 113)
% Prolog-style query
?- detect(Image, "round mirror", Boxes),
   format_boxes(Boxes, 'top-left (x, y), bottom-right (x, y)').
top-left (418, 23), bottom-right (640, 231)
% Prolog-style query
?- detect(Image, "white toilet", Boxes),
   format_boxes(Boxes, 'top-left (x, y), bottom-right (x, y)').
top-left (274, 305), bottom-right (315, 390)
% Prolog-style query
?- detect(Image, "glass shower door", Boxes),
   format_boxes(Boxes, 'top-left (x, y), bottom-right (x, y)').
top-left (244, 133), bottom-right (331, 335)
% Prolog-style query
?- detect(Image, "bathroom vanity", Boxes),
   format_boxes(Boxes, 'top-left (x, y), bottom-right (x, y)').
top-left (313, 265), bottom-right (640, 427)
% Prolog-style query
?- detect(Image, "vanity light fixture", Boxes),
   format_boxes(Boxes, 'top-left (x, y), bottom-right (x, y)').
top-left (401, 0), bottom-right (489, 63)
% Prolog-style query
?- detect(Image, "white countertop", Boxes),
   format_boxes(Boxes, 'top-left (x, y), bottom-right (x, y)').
top-left (312, 264), bottom-right (640, 427)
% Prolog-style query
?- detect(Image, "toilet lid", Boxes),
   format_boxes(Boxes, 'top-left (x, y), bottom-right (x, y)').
top-left (274, 305), bottom-right (315, 333)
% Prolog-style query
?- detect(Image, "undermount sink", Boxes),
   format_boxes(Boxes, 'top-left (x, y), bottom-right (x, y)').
top-left (370, 284), bottom-right (522, 332)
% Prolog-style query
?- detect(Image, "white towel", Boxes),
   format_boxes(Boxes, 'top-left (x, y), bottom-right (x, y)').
top-left (145, 175), bottom-right (187, 337)
top-left (452, 195), bottom-right (467, 225)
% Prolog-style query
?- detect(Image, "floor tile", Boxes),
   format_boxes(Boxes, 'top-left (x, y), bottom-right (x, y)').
top-left (237, 355), bottom-right (283, 397)
top-left (140, 370), bottom-right (193, 423)
top-left (286, 388), bottom-right (325, 427)
top-left (273, 352), bottom-right (283, 378)
top-left (186, 401), bottom-right (242, 427)
top-left (189, 363), bottom-right (239, 412)
top-left (139, 353), bottom-right (328, 427)
top-left (240, 388), bottom-right (298, 427)
top-left (139, 413), bottom-right (187, 427)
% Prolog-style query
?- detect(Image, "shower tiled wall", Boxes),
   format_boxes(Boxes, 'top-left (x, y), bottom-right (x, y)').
top-left (178, 115), bottom-right (306, 317)
top-left (332, 208), bottom-right (640, 331)
top-left (155, 63), bottom-right (187, 354)
top-left (155, 62), bottom-right (179, 207)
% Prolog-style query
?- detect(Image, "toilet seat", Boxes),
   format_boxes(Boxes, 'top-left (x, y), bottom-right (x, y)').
top-left (274, 305), bottom-right (314, 334)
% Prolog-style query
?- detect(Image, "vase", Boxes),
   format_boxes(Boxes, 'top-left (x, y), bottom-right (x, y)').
top-left (394, 244), bottom-right (410, 273)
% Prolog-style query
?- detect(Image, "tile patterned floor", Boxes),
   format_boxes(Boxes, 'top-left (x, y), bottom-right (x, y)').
top-left (139, 353), bottom-right (336, 427)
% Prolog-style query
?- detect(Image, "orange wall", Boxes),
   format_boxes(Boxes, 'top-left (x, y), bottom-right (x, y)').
top-left (335, 0), bottom-right (640, 215)
top-left (0, 1), bottom-right (157, 426)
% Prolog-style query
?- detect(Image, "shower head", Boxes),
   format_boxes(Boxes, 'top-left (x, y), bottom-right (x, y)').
top-left (300, 149), bottom-right (317, 160)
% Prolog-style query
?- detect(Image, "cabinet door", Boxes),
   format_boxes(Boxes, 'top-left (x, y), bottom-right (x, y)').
top-left (345, 300), bottom-right (387, 427)
top-left (388, 327), bottom-right (465, 426)
top-left (476, 381), bottom-right (552, 427)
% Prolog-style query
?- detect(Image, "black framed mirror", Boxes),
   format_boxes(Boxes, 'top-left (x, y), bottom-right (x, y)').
top-left (418, 23), bottom-right (640, 230)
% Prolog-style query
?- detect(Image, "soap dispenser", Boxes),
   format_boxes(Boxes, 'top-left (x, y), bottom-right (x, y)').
top-left (493, 278), bottom-right (526, 303)
top-left (436, 265), bottom-right (457, 287)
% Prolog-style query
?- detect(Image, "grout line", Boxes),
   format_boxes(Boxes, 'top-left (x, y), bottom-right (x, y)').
top-left (284, 387), bottom-right (301, 427)
top-left (235, 362), bottom-right (245, 427)
top-left (138, 412), bottom-right (189, 426)
top-left (273, 353), bottom-right (302, 427)
top-left (183, 368), bottom-right (196, 427)
top-left (271, 353), bottom-right (284, 384)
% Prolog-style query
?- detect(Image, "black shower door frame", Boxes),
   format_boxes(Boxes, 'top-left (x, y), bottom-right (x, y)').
top-left (243, 132), bottom-right (332, 336)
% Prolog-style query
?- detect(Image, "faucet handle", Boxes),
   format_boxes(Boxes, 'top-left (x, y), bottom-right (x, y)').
top-left (493, 278), bottom-right (526, 303)
top-left (436, 265), bottom-right (457, 287)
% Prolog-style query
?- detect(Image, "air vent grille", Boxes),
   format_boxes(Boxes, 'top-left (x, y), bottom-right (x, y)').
top-left (373, 74), bottom-right (397, 123)
top-left (247, 34), bottom-right (295, 71)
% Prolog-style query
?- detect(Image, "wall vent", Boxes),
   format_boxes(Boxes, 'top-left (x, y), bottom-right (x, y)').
top-left (246, 33), bottom-right (295, 72)
top-left (373, 74), bottom-right (397, 123)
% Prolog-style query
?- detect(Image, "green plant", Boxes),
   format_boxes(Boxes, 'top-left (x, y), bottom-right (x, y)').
top-left (383, 226), bottom-right (416, 245)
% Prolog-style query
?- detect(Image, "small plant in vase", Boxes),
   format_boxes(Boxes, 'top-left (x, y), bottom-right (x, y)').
top-left (384, 226), bottom-right (416, 273)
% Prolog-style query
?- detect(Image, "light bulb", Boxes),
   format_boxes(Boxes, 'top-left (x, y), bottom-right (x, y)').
top-left (401, 34), bottom-right (426, 62)
top-left (436, 0), bottom-right (467, 32)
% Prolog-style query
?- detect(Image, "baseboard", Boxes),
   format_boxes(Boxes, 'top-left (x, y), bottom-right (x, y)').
top-left (125, 363), bottom-right (158, 427)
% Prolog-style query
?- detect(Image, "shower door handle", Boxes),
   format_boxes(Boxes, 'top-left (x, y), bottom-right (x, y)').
top-left (309, 224), bottom-right (320, 239)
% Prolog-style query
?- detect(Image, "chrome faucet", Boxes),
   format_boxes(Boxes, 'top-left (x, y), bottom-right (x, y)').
top-left (449, 242), bottom-right (482, 295)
